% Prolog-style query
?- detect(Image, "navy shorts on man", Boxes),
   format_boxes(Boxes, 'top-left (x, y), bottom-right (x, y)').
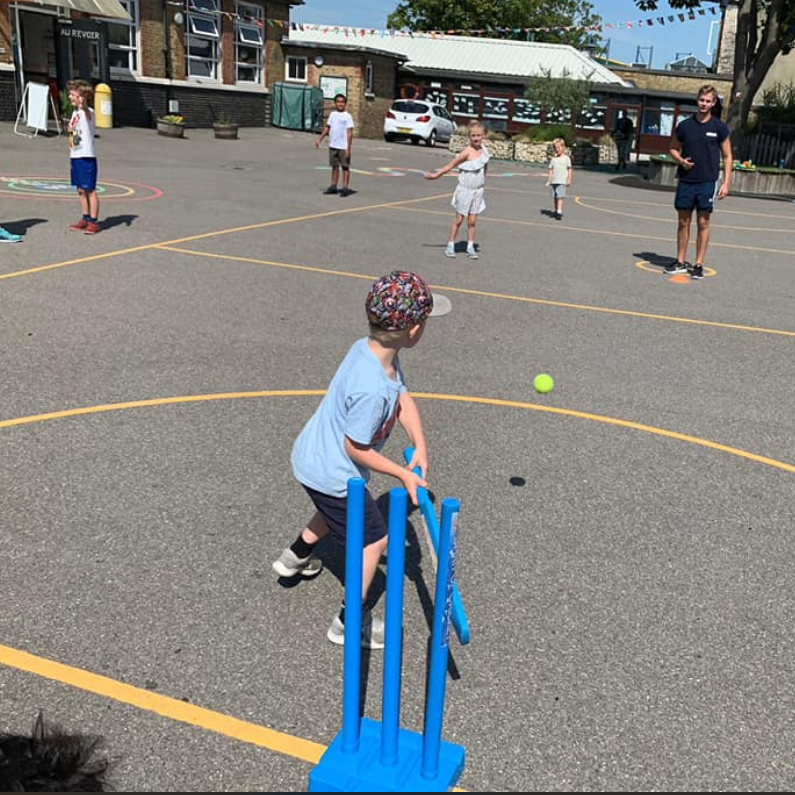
top-left (71, 157), bottom-right (98, 191)
top-left (674, 180), bottom-right (717, 213)
top-left (303, 484), bottom-right (387, 547)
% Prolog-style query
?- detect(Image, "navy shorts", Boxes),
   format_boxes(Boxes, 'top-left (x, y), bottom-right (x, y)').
top-left (303, 484), bottom-right (387, 547)
top-left (675, 180), bottom-right (716, 213)
top-left (71, 157), bottom-right (98, 192)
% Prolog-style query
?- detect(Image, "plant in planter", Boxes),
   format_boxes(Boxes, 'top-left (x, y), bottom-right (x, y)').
top-left (213, 113), bottom-right (239, 140)
top-left (59, 89), bottom-right (73, 126)
top-left (157, 114), bottom-right (185, 138)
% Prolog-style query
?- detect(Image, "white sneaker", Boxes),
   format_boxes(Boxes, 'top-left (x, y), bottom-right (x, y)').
top-left (444, 243), bottom-right (455, 258)
top-left (467, 246), bottom-right (479, 260)
top-left (327, 611), bottom-right (385, 649)
top-left (272, 548), bottom-right (322, 578)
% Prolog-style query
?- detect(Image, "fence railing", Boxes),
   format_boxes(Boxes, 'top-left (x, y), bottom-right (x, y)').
top-left (733, 126), bottom-right (795, 167)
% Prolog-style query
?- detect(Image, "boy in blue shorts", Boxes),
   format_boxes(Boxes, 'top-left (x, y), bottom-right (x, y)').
top-left (273, 271), bottom-right (449, 648)
top-left (665, 85), bottom-right (732, 280)
top-left (66, 80), bottom-right (101, 235)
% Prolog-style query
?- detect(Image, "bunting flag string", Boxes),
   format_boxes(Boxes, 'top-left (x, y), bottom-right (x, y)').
top-left (173, 5), bottom-right (716, 35)
top-left (286, 7), bottom-right (716, 39)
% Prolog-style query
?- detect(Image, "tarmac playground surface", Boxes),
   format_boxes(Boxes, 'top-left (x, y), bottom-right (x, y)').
top-left (1, 122), bottom-right (794, 792)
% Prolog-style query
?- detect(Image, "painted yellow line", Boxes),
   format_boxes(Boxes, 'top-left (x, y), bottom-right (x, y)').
top-left (0, 194), bottom-right (450, 282)
top-left (575, 191), bottom-right (795, 219)
top-left (155, 246), bottom-right (795, 338)
top-left (0, 643), bottom-right (326, 764)
top-left (395, 203), bottom-right (795, 258)
top-left (0, 391), bottom-right (325, 430)
top-left (574, 196), bottom-right (795, 235)
top-left (1, 391), bottom-right (794, 475)
top-left (412, 393), bottom-right (795, 474)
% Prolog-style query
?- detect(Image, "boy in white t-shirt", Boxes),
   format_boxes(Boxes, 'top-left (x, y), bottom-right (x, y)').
top-left (315, 93), bottom-right (355, 197)
top-left (66, 80), bottom-right (101, 235)
top-left (547, 137), bottom-right (572, 221)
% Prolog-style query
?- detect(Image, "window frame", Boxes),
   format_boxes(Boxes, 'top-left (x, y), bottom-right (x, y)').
top-left (186, 0), bottom-right (220, 81)
top-left (100, 0), bottom-right (139, 74)
top-left (234, 1), bottom-right (264, 85)
top-left (286, 55), bottom-right (307, 82)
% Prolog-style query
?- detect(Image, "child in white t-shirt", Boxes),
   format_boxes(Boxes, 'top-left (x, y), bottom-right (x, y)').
top-left (315, 93), bottom-right (355, 197)
top-left (66, 80), bottom-right (101, 235)
top-left (547, 137), bottom-right (572, 221)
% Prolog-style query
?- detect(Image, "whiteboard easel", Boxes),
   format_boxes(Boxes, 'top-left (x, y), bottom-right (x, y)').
top-left (15, 81), bottom-right (62, 138)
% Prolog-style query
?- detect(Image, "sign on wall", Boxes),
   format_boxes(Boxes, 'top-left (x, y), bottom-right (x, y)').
top-left (320, 75), bottom-right (348, 100)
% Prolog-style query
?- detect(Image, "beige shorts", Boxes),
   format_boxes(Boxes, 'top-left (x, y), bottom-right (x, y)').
top-left (329, 148), bottom-right (350, 169)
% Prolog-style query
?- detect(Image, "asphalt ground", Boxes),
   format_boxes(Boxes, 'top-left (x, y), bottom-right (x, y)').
top-left (1, 122), bottom-right (794, 792)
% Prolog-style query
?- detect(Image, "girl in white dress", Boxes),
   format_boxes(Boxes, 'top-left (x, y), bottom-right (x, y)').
top-left (424, 120), bottom-right (490, 259)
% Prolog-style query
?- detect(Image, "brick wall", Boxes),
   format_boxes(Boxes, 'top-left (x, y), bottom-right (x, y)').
top-left (301, 50), bottom-right (398, 140)
top-left (110, 78), bottom-right (270, 127)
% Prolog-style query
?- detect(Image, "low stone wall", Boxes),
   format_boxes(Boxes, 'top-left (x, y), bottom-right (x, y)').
top-left (450, 135), bottom-right (612, 167)
top-left (647, 158), bottom-right (795, 195)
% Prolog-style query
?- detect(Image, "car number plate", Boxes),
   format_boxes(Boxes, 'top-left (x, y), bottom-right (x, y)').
top-left (398, 127), bottom-right (412, 133)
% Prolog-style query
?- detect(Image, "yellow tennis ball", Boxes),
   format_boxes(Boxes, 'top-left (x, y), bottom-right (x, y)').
top-left (533, 373), bottom-right (554, 394)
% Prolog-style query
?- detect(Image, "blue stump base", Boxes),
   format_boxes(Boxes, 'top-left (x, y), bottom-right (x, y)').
top-left (308, 718), bottom-right (465, 792)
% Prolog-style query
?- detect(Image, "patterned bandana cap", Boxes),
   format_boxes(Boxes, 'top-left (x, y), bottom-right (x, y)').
top-left (366, 270), bottom-right (435, 331)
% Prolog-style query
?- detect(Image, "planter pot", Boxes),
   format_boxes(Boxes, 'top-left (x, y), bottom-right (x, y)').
top-left (157, 120), bottom-right (185, 138)
top-left (214, 123), bottom-right (239, 140)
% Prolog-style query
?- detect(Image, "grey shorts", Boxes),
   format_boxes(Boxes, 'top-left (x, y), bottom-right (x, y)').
top-left (551, 184), bottom-right (567, 199)
top-left (329, 148), bottom-right (350, 170)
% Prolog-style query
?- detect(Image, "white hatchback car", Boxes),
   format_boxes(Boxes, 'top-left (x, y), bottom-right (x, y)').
top-left (383, 100), bottom-right (457, 147)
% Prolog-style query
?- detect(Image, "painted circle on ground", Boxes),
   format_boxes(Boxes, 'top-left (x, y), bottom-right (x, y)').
top-left (0, 176), bottom-right (163, 201)
top-left (635, 260), bottom-right (717, 277)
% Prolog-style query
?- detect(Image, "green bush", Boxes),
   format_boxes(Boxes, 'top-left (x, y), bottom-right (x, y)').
top-left (529, 125), bottom-right (573, 145)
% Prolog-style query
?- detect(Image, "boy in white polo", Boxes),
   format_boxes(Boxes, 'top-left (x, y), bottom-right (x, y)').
top-left (315, 93), bottom-right (355, 197)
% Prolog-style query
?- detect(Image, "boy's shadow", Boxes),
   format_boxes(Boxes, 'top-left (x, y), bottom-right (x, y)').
top-left (539, 209), bottom-right (557, 219)
top-left (635, 250), bottom-right (675, 271)
top-left (101, 214), bottom-right (138, 230)
top-left (422, 241), bottom-right (469, 253)
top-left (3, 218), bottom-right (47, 235)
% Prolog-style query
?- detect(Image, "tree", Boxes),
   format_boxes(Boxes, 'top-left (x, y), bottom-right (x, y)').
top-left (525, 67), bottom-right (592, 135)
top-left (634, 0), bottom-right (795, 132)
top-left (386, 0), bottom-right (603, 49)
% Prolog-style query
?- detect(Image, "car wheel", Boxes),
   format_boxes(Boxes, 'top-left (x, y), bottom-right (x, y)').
top-left (410, 137), bottom-right (420, 145)
top-left (426, 130), bottom-right (437, 147)
top-left (385, 132), bottom-right (395, 142)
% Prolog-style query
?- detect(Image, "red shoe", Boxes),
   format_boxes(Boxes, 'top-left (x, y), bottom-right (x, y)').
top-left (69, 218), bottom-right (89, 231)
top-left (84, 221), bottom-right (100, 235)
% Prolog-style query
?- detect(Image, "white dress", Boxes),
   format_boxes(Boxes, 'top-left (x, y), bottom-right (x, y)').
top-left (451, 146), bottom-right (490, 215)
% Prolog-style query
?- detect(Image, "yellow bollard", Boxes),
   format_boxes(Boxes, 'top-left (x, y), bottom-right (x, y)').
top-left (94, 83), bottom-right (113, 129)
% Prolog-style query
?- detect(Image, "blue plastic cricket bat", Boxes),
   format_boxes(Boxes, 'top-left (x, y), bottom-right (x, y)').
top-left (403, 447), bottom-right (471, 645)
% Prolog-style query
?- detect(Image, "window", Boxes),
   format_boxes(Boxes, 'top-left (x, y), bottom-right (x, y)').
top-left (482, 96), bottom-right (509, 120)
top-left (452, 93), bottom-right (479, 117)
top-left (235, 2), bottom-right (263, 84)
top-left (513, 98), bottom-right (541, 124)
top-left (286, 56), bottom-right (307, 82)
top-left (425, 88), bottom-right (448, 105)
top-left (102, 0), bottom-right (138, 72)
top-left (187, 0), bottom-right (220, 80)
top-left (365, 60), bottom-right (373, 94)
top-left (643, 100), bottom-right (676, 136)
top-left (578, 99), bottom-right (606, 130)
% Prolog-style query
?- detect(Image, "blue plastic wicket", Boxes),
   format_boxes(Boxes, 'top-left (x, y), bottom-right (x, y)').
top-left (381, 487), bottom-right (408, 767)
top-left (402, 447), bottom-right (471, 645)
top-left (308, 479), bottom-right (465, 792)
top-left (342, 477), bottom-right (365, 755)
top-left (421, 497), bottom-right (459, 778)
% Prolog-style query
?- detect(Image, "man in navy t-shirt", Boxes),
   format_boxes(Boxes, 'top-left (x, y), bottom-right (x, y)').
top-left (665, 85), bottom-right (732, 280)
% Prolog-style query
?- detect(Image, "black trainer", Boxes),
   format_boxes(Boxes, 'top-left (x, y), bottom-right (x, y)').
top-left (691, 264), bottom-right (704, 280)
top-left (339, 188), bottom-right (352, 197)
top-left (323, 185), bottom-right (338, 195)
top-left (664, 260), bottom-right (688, 275)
